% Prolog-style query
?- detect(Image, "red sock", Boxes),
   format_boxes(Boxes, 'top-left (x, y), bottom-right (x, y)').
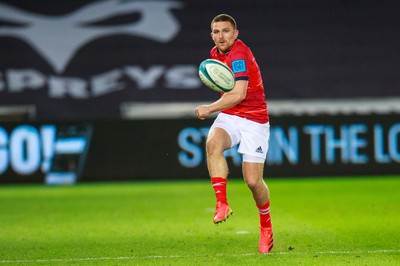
top-left (257, 200), bottom-right (272, 229)
top-left (211, 177), bottom-right (228, 204)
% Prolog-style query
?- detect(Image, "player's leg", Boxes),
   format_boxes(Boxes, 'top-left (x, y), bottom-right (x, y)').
top-left (206, 127), bottom-right (231, 179)
top-left (206, 127), bottom-right (233, 224)
top-left (238, 118), bottom-right (273, 253)
top-left (242, 161), bottom-right (270, 205)
top-left (242, 161), bottom-right (274, 253)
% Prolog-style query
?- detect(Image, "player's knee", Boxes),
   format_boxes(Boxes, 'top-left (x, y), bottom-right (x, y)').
top-left (206, 139), bottom-right (224, 157)
top-left (245, 178), bottom-right (265, 192)
top-left (245, 179), bottom-right (258, 191)
top-left (206, 128), bottom-right (231, 157)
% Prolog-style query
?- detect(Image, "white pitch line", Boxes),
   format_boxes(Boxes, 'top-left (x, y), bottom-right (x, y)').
top-left (0, 250), bottom-right (399, 264)
top-left (268, 249), bottom-right (400, 256)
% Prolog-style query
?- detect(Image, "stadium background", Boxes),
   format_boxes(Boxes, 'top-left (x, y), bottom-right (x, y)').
top-left (0, 0), bottom-right (399, 184)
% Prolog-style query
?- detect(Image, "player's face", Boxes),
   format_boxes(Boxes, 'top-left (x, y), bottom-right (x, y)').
top-left (211, 21), bottom-right (238, 53)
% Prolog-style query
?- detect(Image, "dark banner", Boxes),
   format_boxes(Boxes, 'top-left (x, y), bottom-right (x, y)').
top-left (0, 0), bottom-right (399, 120)
top-left (1, 113), bottom-right (399, 183)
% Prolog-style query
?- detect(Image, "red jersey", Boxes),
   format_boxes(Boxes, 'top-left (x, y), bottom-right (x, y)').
top-left (210, 39), bottom-right (269, 123)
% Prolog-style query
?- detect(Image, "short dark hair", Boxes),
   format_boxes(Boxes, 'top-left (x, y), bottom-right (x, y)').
top-left (211, 14), bottom-right (237, 30)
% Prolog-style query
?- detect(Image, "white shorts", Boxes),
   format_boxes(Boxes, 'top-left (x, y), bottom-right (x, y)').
top-left (209, 113), bottom-right (270, 163)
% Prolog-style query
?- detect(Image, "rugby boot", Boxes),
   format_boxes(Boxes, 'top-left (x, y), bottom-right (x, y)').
top-left (213, 201), bottom-right (233, 225)
top-left (259, 226), bottom-right (274, 253)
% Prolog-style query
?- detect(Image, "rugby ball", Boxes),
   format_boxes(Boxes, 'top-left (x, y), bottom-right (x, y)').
top-left (198, 59), bottom-right (235, 93)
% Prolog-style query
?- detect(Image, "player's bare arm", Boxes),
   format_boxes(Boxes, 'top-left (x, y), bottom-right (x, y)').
top-left (195, 80), bottom-right (248, 120)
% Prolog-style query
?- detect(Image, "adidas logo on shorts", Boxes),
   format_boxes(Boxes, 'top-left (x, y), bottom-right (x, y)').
top-left (255, 146), bottom-right (263, 154)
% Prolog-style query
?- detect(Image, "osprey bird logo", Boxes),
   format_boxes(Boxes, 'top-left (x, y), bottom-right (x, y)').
top-left (0, 0), bottom-right (183, 73)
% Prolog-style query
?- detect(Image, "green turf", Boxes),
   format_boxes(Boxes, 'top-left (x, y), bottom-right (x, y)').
top-left (0, 176), bottom-right (399, 265)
